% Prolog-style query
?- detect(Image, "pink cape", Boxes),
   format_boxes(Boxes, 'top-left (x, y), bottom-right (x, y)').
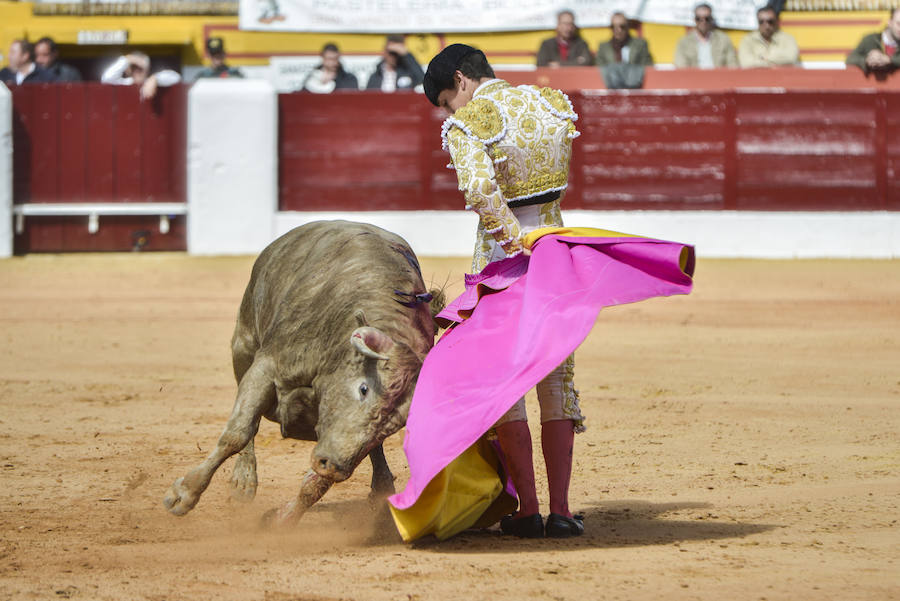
top-left (388, 232), bottom-right (695, 529)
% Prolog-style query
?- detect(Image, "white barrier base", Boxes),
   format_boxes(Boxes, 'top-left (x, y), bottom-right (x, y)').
top-left (274, 210), bottom-right (900, 259)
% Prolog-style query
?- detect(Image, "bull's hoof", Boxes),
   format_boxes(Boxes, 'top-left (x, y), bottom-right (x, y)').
top-left (163, 477), bottom-right (199, 516)
top-left (259, 500), bottom-right (303, 529)
top-left (229, 465), bottom-right (258, 503)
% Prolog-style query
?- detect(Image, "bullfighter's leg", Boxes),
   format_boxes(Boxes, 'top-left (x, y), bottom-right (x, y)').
top-left (261, 469), bottom-right (332, 527)
top-left (229, 438), bottom-right (258, 502)
top-left (164, 355), bottom-right (275, 516)
top-left (368, 443), bottom-right (396, 498)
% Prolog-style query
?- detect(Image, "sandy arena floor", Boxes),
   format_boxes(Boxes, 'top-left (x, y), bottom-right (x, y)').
top-left (0, 253), bottom-right (898, 601)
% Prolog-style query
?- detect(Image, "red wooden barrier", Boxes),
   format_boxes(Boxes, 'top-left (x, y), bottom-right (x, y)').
top-left (11, 83), bottom-right (187, 253)
top-left (278, 88), bottom-right (900, 213)
top-left (498, 66), bottom-right (900, 92)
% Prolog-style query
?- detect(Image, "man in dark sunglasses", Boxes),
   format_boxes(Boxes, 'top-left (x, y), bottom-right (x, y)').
top-left (673, 3), bottom-right (738, 68)
top-left (738, 5), bottom-right (799, 67)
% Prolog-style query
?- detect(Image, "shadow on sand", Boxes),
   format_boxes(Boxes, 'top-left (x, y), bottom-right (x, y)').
top-left (299, 497), bottom-right (777, 550)
top-left (407, 499), bottom-right (778, 552)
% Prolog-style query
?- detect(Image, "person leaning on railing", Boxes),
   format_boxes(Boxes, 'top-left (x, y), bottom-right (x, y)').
top-left (101, 51), bottom-right (181, 100)
top-left (846, 7), bottom-right (900, 75)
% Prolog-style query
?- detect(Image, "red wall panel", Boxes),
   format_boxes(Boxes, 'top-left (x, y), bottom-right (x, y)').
top-left (86, 84), bottom-right (116, 202)
top-left (279, 92), bottom-right (434, 211)
top-left (58, 84), bottom-right (88, 202)
top-left (11, 83), bottom-right (187, 253)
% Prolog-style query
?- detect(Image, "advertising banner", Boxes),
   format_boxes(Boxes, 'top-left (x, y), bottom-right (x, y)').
top-left (240, 0), bottom-right (761, 33)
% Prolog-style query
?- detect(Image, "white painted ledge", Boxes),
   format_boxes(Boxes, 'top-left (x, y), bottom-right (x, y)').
top-left (275, 210), bottom-right (900, 259)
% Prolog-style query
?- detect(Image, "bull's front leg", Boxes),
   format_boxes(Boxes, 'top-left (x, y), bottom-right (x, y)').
top-left (164, 356), bottom-right (275, 516)
top-left (261, 469), bottom-right (332, 527)
top-left (229, 438), bottom-right (258, 502)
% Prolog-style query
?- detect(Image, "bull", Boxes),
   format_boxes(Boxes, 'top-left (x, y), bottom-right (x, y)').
top-left (163, 221), bottom-right (441, 525)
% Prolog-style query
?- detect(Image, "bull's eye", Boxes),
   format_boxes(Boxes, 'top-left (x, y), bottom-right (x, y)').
top-left (359, 383), bottom-right (369, 398)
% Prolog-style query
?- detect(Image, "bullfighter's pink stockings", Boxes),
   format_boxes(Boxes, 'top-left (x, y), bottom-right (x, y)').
top-left (541, 418), bottom-right (575, 518)
top-left (495, 420), bottom-right (539, 517)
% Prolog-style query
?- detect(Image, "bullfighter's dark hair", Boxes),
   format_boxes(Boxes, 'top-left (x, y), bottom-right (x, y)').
top-left (457, 51), bottom-right (495, 81)
top-left (424, 43), bottom-right (492, 106)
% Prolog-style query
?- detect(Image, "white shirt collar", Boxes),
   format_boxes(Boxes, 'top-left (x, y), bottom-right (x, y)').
top-left (16, 62), bottom-right (35, 85)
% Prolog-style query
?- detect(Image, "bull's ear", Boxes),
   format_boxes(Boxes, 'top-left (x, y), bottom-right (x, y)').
top-left (350, 327), bottom-right (395, 361)
top-left (354, 310), bottom-right (368, 327)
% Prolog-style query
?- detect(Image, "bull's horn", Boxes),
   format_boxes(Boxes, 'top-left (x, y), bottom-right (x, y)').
top-left (350, 327), bottom-right (392, 361)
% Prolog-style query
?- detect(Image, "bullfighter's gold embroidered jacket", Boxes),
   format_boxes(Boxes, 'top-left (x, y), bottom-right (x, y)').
top-left (441, 78), bottom-right (580, 262)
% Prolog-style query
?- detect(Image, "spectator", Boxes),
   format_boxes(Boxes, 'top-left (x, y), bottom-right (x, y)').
top-left (596, 13), bottom-right (653, 67)
top-left (0, 40), bottom-right (54, 85)
top-left (303, 43), bottom-right (359, 93)
top-left (536, 10), bottom-right (594, 67)
top-left (366, 35), bottom-right (424, 92)
top-left (738, 6), bottom-right (799, 67)
top-left (101, 51), bottom-right (181, 100)
top-left (674, 3), bottom-right (738, 68)
top-left (34, 37), bottom-right (82, 82)
top-left (193, 37), bottom-right (243, 80)
top-left (846, 7), bottom-right (900, 75)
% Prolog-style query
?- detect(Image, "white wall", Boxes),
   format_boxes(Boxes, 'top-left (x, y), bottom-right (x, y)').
top-left (187, 79), bottom-right (278, 255)
top-left (275, 210), bottom-right (900, 259)
top-left (0, 84), bottom-right (11, 258)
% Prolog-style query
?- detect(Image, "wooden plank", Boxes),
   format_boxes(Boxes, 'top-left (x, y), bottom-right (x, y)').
top-left (113, 85), bottom-right (143, 201)
top-left (86, 83), bottom-right (117, 202)
top-left (26, 85), bottom-right (60, 203)
top-left (57, 83), bottom-right (88, 203)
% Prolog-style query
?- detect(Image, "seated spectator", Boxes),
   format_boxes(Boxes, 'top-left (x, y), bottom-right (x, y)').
top-left (846, 7), bottom-right (900, 75)
top-left (34, 37), bottom-right (82, 82)
top-left (596, 13), bottom-right (653, 67)
top-left (536, 10), bottom-right (594, 67)
top-left (738, 6), bottom-right (799, 67)
top-left (0, 40), bottom-right (54, 85)
top-left (101, 51), bottom-right (181, 100)
top-left (674, 3), bottom-right (738, 68)
top-left (193, 37), bottom-right (243, 80)
top-left (303, 43), bottom-right (359, 93)
top-left (366, 35), bottom-right (424, 92)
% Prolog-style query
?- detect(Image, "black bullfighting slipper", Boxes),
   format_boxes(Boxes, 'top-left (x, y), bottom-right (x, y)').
top-left (545, 513), bottom-right (585, 538)
top-left (500, 513), bottom-right (544, 538)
